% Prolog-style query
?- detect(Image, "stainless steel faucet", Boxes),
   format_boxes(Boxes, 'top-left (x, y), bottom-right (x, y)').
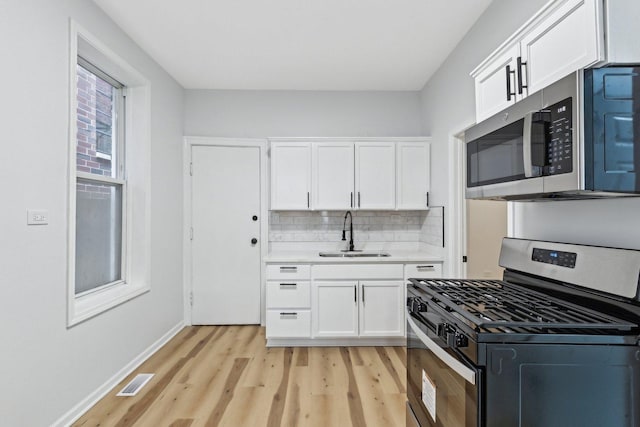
top-left (342, 211), bottom-right (355, 252)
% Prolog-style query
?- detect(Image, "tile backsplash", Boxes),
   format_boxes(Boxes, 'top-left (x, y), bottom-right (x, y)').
top-left (269, 208), bottom-right (443, 247)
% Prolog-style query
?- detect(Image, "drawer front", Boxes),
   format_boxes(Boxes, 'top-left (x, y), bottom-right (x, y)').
top-left (312, 263), bottom-right (403, 280)
top-left (266, 264), bottom-right (311, 280)
top-left (266, 310), bottom-right (311, 338)
top-left (266, 281), bottom-right (311, 308)
top-left (405, 263), bottom-right (443, 279)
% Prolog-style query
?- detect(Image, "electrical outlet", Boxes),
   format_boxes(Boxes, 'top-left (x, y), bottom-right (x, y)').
top-left (27, 209), bottom-right (48, 225)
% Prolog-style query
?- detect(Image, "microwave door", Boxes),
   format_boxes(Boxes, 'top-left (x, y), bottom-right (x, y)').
top-left (466, 119), bottom-right (543, 199)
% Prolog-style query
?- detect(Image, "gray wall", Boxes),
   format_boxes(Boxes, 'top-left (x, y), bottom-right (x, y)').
top-left (420, 0), bottom-right (640, 251)
top-left (184, 90), bottom-right (423, 137)
top-left (0, 1), bottom-right (184, 425)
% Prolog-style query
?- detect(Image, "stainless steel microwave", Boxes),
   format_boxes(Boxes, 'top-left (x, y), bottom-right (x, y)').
top-left (465, 68), bottom-right (640, 200)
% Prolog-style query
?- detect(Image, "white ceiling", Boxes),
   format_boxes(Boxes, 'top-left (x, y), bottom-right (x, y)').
top-left (92, 0), bottom-right (492, 91)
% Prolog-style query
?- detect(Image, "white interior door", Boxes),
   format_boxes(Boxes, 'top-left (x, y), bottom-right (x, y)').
top-left (191, 144), bottom-right (261, 324)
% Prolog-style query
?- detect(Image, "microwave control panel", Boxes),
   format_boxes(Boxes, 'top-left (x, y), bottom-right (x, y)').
top-left (544, 97), bottom-right (573, 175)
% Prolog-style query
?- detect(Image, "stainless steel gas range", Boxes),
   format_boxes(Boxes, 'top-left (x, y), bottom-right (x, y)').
top-left (406, 238), bottom-right (640, 427)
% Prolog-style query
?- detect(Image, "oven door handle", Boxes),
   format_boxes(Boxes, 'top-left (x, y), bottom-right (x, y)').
top-left (406, 308), bottom-right (477, 385)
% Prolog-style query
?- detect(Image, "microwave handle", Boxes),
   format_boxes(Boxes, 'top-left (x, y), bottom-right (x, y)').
top-left (523, 112), bottom-right (543, 178)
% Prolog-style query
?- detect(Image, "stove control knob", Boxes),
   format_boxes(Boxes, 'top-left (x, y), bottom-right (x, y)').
top-left (407, 297), bottom-right (427, 313)
top-left (445, 329), bottom-right (469, 348)
top-left (455, 333), bottom-right (469, 348)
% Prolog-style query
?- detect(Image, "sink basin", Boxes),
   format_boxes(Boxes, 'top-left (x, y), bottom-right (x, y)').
top-left (319, 251), bottom-right (391, 258)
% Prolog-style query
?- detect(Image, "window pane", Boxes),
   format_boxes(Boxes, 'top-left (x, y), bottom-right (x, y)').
top-left (75, 179), bottom-right (123, 294)
top-left (76, 63), bottom-right (117, 178)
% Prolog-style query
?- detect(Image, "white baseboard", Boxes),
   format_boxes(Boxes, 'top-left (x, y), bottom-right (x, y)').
top-left (267, 336), bottom-right (406, 347)
top-left (52, 321), bottom-right (185, 427)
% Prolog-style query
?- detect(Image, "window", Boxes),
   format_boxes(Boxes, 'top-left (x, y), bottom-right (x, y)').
top-left (75, 60), bottom-right (125, 295)
top-left (68, 21), bottom-right (150, 326)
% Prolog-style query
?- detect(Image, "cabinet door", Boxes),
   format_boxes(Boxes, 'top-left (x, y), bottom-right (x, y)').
top-left (312, 281), bottom-right (358, 337)
top-left (270, 142), bottom-right (311, 210)
top-left (396, 142), bottom-right (430, 210)
top-left (473, 44), bottom-right (520, 123)
top-left (520, 0), bottom-right (602, 95)
top-left (359, 281), bottom-right (404, 337)
top-left (355, 142), bottom-right (395, 210)
top-left (312, 142), bottom-right (355, 210)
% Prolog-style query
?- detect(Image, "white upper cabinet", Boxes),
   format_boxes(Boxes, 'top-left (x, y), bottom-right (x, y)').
top-left (396, 141), bottom-right (431, 210)
top-left (473, 44), bottom-right (522, 123)
top-left (355, 142), bottom-right (396, 210)
top-left (270, 139), bottom-right (429, 211)
top-left (471, 0), bottom-right (603, 123)
top-left (520, 0), bottom-right (602, 95)
top-left (270, 142), bottom-right (312, 210)
top-left (312, 142), bottom-right (355, 210)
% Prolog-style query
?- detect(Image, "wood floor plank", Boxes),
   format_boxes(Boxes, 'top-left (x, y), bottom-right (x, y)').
top-left (74, 326), bottom-right (406, 427)
top-left (168, 419), bottom-right (194, 427)
top-left (204, 357), bottom-right (250, 426)
top-left (339, 347), bottom-right (368, 427)
top-left (266, 347), bottom-right (294, 427)
top-left (375, 347), bottom-right (405, 393)
top-left (295, 347), bottom-right (309, 367)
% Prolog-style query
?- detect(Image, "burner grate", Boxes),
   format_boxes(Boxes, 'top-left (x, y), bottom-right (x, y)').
top-left (410, 278), bottom-right (637, 333)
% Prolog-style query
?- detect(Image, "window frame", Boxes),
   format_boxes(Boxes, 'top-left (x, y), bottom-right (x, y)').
top-left (68, 21), bottom-right (151, 326)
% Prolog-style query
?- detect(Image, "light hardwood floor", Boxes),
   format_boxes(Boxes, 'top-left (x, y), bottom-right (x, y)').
top-left (74, 326), bottom-right (407, 427)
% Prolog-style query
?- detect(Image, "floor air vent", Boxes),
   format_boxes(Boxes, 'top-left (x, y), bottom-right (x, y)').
top-left (117, 373), bottom-right (155, 396)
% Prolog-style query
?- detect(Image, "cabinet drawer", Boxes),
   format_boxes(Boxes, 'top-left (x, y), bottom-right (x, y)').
top-left (266, 264), bottom-right (311, 280)
top-left (266, 310), bottom-right (311, 338)
top-left (266, 281), bottom-right (310, 308)
top-left (312, 263), bottom-right (403, 280)
top-left (405, 263), bottom-right (442, 279)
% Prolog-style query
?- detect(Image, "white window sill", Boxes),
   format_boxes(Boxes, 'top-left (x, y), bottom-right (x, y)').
top-left (68, 282), bottom-right (150, 327)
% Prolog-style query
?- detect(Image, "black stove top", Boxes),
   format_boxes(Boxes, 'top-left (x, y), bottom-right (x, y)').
top-left (408, 278), bottom-right (638, 336)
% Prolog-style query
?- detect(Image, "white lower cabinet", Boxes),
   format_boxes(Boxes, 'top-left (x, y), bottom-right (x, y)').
top-left (312, 280), bottom-right (404, 338)
top-left (359, 281), bottom-right (405, 337)
top-left (266, 310), bottom-right (311, 338)
top-left (265, 264), bottom-right (311, 339)
top-left (404, 262), bottom-right (443, 280)
top-left (312, 281), bottom-right (359, 337)
top-left (265, 261), bottom-right (441, 344)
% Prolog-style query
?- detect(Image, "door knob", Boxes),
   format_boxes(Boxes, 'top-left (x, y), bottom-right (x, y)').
top-left (252, 215), bottom-right (258, 221)
top-left (251, 238), bottom-right (258, 244)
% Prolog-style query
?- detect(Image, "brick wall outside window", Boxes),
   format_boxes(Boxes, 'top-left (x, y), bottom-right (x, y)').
top-left (76, 64), bottom-right (114, 178)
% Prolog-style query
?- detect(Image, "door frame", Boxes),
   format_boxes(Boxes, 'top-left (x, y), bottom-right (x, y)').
top-left (448, 124), bottom-right (516, 279)
top-left (183, 136), bottom-right (268, 326)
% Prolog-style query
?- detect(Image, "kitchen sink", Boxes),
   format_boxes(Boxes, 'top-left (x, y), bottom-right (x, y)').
top-left (318, 251), bottom-right (391, 258)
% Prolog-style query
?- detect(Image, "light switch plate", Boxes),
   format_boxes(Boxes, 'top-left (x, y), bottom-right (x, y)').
top-left (27, 209), bottom-right (48, 225)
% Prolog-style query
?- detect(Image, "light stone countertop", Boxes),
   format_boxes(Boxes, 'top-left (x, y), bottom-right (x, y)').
top-left (264, 249), bottom-right (444, 264)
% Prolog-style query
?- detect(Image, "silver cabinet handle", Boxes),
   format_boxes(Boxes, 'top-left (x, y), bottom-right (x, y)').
top-left (279, 266), bottom-right (297, 271)
top-left (279, 283), bottom-right (297, 288)
top-left (417, 265), bottom-right (435, 270)
top-left (354, 285), bottom-right (357, 303)
top-left (279, 312), bottom-right (298, 318)
top-left (350, 192), bottom-right (353, 208)
top-left (358, 191), bottom-right (361, 207)
top-left (362, 287), bottom-right (365, 304)
top-left (307, 192), bottom-right (310, 208)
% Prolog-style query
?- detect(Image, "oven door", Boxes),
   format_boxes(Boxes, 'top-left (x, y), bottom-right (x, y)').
top-left (406, 309), bottom-right (481, 427)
